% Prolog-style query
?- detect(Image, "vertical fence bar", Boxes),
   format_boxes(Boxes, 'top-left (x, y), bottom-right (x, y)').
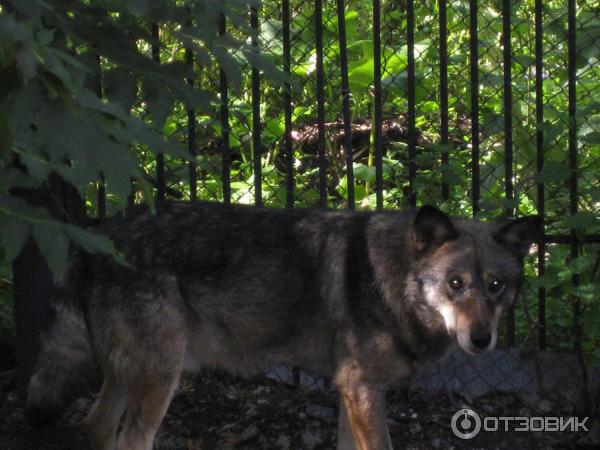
top-left (219, 14), bottom-right (231, 205)
top-left (407, 0), bottom-right (416, 208)
top-left (567, 0), bottom-right (587, 397)
top-left (98, 175), bottom-right (106, 221)
top-left (282, 0), bottom-right (294, 209)
top-left (439, 0), bottom-right (449, 201)
top-left (373, 0), bottom-right (383, 210)
top-left (186, 47), bottom-right (197, 202)
top-left (251, 6), bottom-right (262, 207)
top-left (91, 54), bottom-right (106, 221)
top-left (469, 0), bottom-right (480, 216)
top-left (502, 0), bottom-right (514, 220)
top-left (151, 23), bottom-right (165, 202)
top-left (315, 0), bottom-right (328, 208)
top-left (535, 0), bottom-right (546, 350)
top-left (336, 0), bottom-right (355, 210)
top-left (568, 0), bottom-right (579, 319)
top-left (503, 0), bottom-right (515, 346)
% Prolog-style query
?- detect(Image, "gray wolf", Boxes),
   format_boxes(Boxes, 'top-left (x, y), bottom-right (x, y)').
top-left (26, 201), bottom-right (540, 450)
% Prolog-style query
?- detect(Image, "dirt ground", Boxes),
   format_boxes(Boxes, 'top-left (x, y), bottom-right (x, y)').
top-left (0, 369), bottom-right (597, 450)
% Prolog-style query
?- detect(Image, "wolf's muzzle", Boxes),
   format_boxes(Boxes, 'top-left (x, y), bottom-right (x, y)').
top-left (470, 326), bottom-right (492, 350)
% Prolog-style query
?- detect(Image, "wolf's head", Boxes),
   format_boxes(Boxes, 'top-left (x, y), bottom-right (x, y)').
top-left (411, 206), bottom-right (541, 355)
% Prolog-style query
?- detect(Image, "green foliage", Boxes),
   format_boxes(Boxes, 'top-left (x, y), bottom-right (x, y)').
top-left (0, 0), bottom-right (598, 360)
top-left (0, 0), bottom-right (265, 278)
top-left (0, 262), bottom-right (13, 346)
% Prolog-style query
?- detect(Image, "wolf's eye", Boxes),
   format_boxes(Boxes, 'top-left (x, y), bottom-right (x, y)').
top-left (448, 276), bottom-right (464, 291)
top-left (488, 277), bottom-right (505, 294)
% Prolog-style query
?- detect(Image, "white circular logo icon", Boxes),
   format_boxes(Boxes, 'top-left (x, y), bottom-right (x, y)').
top-left (451, 408), bottom-right (481, 439)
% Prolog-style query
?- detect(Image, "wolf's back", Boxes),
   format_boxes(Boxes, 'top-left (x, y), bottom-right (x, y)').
top-left (27, 252), bottom-right (96, 422)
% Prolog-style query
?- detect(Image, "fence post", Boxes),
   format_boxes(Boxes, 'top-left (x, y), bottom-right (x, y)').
top-left (250, 6), bottom-right (262, 207)
top-left (186, 46), bottom-right (197, 202)
top-left (373, 0), bottom-right (383, 210)
top-left (219, 13), bottom-right (231, 206)
top-left (282, 0), bottom-right (294, 209)
top-left (439, 0), bottom-right (450, 201)
top-left (534, 0), bottom-right (546, 351)
top-left (469, 0), bottom-right (480, 216)
top-left (502, 0), bottom-right (516, 346)
top-left (315, 0), bottom-right (328, 208)
top-left (151, 23), bottom-right (165, 202)
top-left (567, 0), bottom-right (590, 411)
top-left (407, 0), bottom-right (416, 208)
top-left (336, 0), bottom-right (355, 210)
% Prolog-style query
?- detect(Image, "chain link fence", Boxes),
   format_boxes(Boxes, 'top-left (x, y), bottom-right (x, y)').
top-left (104, 0), bottom-right (599, 411)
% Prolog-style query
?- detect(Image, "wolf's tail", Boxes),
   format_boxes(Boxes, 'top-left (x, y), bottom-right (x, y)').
top-left (27, 253), bottom-right (96, 423)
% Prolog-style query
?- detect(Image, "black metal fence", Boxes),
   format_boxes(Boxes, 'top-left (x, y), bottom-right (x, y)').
top-left (95, 0), bottom-right (598, 391)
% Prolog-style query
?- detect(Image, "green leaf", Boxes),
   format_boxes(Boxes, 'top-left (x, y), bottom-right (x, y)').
top-left (530, 272), bottom-right (561, 290)
top-left (18, 151), bottom-right (50, 182)
top-left (212, 46), bottom-right (243, 92)
top-left (536, 161), bottom-right (571, 183)
top-left (62, 224), bottom-right (131, 267)
top-left (569, 255), bottom-right (596, 274)
top-left (142, 76), bottom-right (174, 130)
top-left (32, 223), bottom-right (69, 281)
top-left (353, 163), bottom-right (376, 183)
top-left (104, 68), bottom-right (137, 112)
top-left (560, 211), bottom-right (599, 230)
top-left (348, 57), bottom-right (374, 93)
top-left (265, 115), bottom-right (284, 138)
top-left (383, 52), bottom-right (407, 73)
top-left (382, 71), bottom-right (407, 94)
top-left (242, 46), bottom-right (285, 84)
top-left (0, 217), bottom-right (30, 262)
top-left (124, 0), bottom-right (153, 17)
top-left (0, 113), bottom-right (12, 158)
top-left (580, 131), bottom-right (600, 144)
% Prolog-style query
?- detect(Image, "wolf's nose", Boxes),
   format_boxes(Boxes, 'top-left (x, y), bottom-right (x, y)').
top-left (470, 329), bottom-right (492, 350)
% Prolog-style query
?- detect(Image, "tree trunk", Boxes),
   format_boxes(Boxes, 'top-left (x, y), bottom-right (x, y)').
top-left (11, 175), bottom-right (85, 399)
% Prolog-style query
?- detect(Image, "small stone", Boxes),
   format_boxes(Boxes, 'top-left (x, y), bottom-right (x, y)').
top-left (306, 404), bottom-right (336, 419)
top-left (74, 397), bottom-right (91, 412)
top-left (387, 417), bottom-right (399, 426)
top-left (409, 422), bottom-right (422, 434)
top-left (301, 429), bottom-right (323, 449)
top-left (518, 407), bottom-right (531, 417)
top-left (222, 432), bottom-right (240, 444)
top-left (460, 391), bottom-right (474, 405)
top-left (239, 425), bottom-right (259, 442)
top-left (431, 438), bottom-right (442, 448)
top-left (538, 399), bottom-right (552, 413)
top-left (7, 390), bottom-right (19, 403)
top-left (275, 435), bottom-right (291, 450)
top-left (481, 404), bottom-right (494, 414)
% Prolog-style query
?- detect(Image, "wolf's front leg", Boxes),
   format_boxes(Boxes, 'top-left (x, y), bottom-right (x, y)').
top-left (335, 385), bottom-right (393, 450)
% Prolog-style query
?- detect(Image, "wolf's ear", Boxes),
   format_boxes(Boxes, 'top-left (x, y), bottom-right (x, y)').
top-left (493, 216), bottom-right (542, 257)
top-left (413, 205), bottom-right (458, 252)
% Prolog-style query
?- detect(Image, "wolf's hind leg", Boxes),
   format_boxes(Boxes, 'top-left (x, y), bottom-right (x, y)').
top-left (108, 274), bottom-right (187, 450)
top-left (116, 361), bottom-right (182, 450)
top-left (84, 370), bottom-right (127, 450)
top-left (337, 400), bottom-right (360, 450)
